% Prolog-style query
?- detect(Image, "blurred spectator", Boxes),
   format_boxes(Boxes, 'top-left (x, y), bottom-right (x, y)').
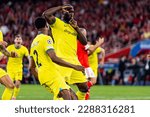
top-left (124, 58), bottom-right (141, 85)
top-left (118, 56), bottom-right (128, 85)
top-left (141, 23), bottom-right (150, 39)
top-left (143, 55), bottom-right (150, 85)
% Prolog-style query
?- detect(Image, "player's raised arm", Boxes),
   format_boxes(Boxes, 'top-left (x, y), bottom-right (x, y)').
top-left (43, 5), bottom-right (73, 25)
top-left (69, 18), bottom-right (87, 45)
top-left (46, 49), bottom-right (84, 72)
top-left (0, 43), bottom-right (18, 57)
top-left (99, 48), bottom-right (105, 66)
top-left (88, 37), bottom-right (104, 55)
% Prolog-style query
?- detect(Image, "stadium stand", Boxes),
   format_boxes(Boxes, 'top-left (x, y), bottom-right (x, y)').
top-left (0, 0), bottom-right (150, 85)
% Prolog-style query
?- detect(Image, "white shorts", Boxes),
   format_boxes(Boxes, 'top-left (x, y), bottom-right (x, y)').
top-left (85, 67), bottom-right (96, 78)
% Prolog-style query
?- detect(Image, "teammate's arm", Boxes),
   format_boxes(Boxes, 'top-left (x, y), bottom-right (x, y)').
top-left (47, 49), bottom-right (84, 72)
top-left (99, 48), bottom-right (105, 66)
top-left (0, 45), bottom-right (17, 57)
top-left (43, 5), bottom-right (72, 25)
top-left (28, 56), bottom-right (38, 79)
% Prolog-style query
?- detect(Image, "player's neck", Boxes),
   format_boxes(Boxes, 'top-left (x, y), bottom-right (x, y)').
top-left (14, 44), bottom-right (21, 49)
top-left (38, 30), bottom-right (47, 35)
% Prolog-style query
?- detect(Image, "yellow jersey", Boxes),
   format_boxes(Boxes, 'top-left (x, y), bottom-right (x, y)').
top-left (6, 44), bottom-right (29, 71)
top-left (0, 30), bottom-right (3, 41)
top-left (30, 34), bottom-right (59, 84)
top-left (50, 17), bottom-right (78, 63)
top-left (0, 31), bottom-right (3, 56)
top-left (88, 47), bottom-right (101, 70)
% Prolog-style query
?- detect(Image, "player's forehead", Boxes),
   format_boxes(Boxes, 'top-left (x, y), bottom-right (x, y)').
top-left (15, 36), bottom-right (22, 40)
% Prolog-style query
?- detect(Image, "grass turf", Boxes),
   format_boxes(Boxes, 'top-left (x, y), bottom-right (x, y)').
top-left (0, 84), bottom-right (150, 100)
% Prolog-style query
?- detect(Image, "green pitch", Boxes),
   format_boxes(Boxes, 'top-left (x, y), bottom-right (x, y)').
top-left (0, 84), bottom-right (150, 100)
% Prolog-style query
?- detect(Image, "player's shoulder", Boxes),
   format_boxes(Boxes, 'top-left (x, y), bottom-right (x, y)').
top-left (97, 47), bottom-right (101, 50)
top-left (41, 34), bottom-right (53, 42)
top-left (55, 17), bottom-right (63, 23)
top-left (35, 34), bottom-right (53, 45)
top-left (21, 45), bottom-right (28, 50)
top-left (51, 17), bottom-right (64, 26)
top-left (38, 34), bottom-right (51, 39)
top-left (7, 44), bottom-right (14, 48)
top-left (96, 47), bottom-right (103, 53)
top-left (99, 47), bottom-right (105, 52)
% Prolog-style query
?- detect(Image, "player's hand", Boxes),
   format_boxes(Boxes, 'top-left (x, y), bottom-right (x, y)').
top-left (62, 5), bottom-right (73, 12)
top-left (69, 18), bottom-right (77, 28)
top-left (96, 37), bottom-right (104, 46)
top-left (87, 45), bottom-right (94, 54)
top-left (10, 51), bottom-right (18, 58)
top-left (73, 65), bottom-right (85, 72)
top-left (0, 41), bottom-right (8, 48)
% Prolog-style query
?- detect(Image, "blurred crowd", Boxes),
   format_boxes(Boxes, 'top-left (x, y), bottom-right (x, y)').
top-left (0, 0), bottom-right (150, 52)
top-left (74, 0), bottom-right (150, 53)
top-left (0, 0), bottom-right (150, 85)
top-left (99, 55), bottom-right (150, 85)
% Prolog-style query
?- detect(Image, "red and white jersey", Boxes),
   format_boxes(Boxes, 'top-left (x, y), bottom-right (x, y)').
top-left (77, 40), bottom-right (89, 68)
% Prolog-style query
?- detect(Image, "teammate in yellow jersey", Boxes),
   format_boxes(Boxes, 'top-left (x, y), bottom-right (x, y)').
top-left (43, 4), bottom-right (94, 100)
top-left (85, 39), bottom-right (105, 99)
top-left (88, 44), bottom-right (105, 83)
top-left (30, 17), bottom-right (84, 100)
top-left (0, 31), bottom-right (3, 41)
top-left (0, 30), bottom-right (4, 59)
top-left (6, 34), bottom-right (30, 100)
top-left (0, 30), bottom-right (18, 100)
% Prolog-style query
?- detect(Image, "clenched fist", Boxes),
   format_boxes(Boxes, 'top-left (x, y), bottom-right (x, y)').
top-left (10, 51), bottom-right (18, 58)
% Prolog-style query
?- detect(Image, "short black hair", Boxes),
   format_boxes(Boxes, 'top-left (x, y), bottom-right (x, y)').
top-left (15, 34), bottom-right (22, 38)
top-left (34, 17), bottom-right (46, 29)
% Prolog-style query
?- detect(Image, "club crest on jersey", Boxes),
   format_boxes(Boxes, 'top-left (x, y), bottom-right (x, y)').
top-left (47, 40), bottom-right (52, 44)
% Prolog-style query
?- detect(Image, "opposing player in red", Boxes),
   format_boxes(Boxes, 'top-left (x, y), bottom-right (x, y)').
top-left (77, 28), bottom-right (104, 100)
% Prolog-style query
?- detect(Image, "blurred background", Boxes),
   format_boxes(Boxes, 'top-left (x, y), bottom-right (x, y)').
top-left (0, 0), bottom-right (150, 86)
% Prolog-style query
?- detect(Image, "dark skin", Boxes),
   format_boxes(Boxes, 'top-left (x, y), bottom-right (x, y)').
top-left (47, 49), bottom-right (84, 72)
top-left (29, 26), bottom-right (83, 100)
top-left (43, 5), bottom-right (88, 95)
top-left (43, 4), bottom-right (87, 45)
